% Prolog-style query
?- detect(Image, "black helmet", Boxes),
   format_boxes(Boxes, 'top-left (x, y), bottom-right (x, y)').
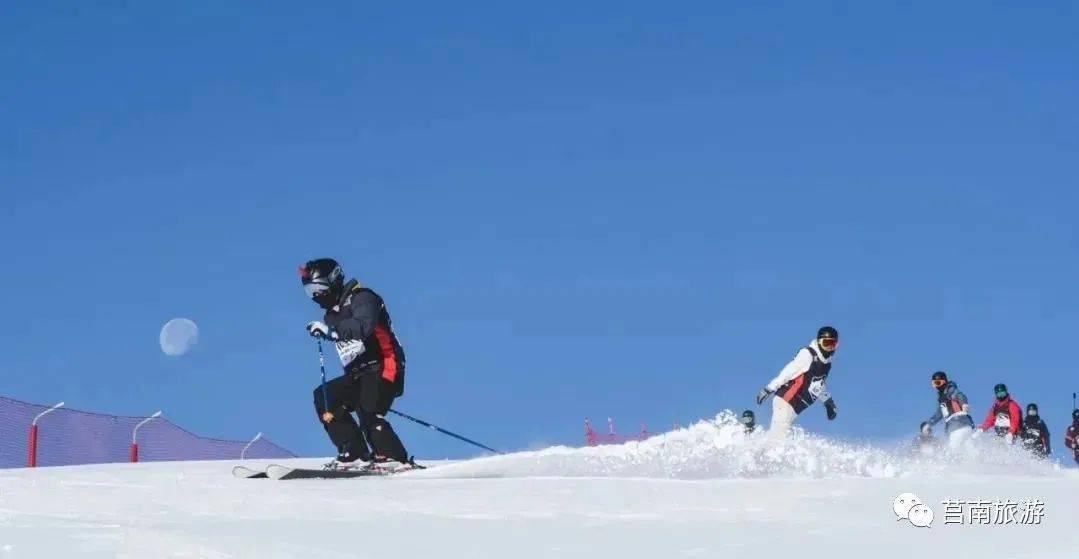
top-left (1026, 403), bottom-right (1038, 416)
top-left (300, 258), bottom-right (344, 309)
top-left (740, 409), bottom-right (755, 426)
top-left (993, 383), bottom-right (1008, 400)
top-left (931, 371), bottom-right (948, 389)
top-left (817, 326), bottom-right (839, 352)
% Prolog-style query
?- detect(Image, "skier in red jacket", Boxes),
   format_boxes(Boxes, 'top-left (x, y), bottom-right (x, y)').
top-left (979, 383), bottom-right (1022, 443)
top-left (1065, 409), bottom-right (1079, 465)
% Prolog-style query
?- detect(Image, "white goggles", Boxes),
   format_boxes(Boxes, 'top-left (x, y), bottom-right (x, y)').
top-left (304, 282), bottom-right (330, 298)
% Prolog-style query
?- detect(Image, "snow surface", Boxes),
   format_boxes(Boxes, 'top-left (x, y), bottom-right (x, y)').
top-left (1, 412), bottom-right (1076, 558)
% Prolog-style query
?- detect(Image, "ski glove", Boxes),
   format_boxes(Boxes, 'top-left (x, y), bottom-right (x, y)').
top-left (756, 387), bottom-right (774, 405)
top-left (306, 321), bottom-right (336, 340)
top-left (824, 399), bottom-right (837, 421)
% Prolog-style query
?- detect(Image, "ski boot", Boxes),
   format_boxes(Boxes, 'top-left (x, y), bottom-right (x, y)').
top-left (362, 455), bottom-right (425, 474)
top-left (322, 443), bottom-right (372, 471)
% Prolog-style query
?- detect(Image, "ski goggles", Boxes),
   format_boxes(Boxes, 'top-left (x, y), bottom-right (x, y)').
top-left (303, 281), bottom-right (330, 299)
top-left (818, 337), bottom-right (839, 350)
top-left (931, 379), bottom-right (947, 389)
top-left (739, 415), bottom-right (754, 425)
top-left (994, 388), bottom-right (1008, 398)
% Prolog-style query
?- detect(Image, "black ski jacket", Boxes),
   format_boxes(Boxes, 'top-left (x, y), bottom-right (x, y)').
top-left (1018, 417), bottom-right (1050, 456)
top-left (322, 281), bottom-right (406, 391)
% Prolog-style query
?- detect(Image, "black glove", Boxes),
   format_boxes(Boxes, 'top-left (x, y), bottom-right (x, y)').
top-left (756, 387), bottom-right (774, 405)
top-left (824, 399), bottom-right (838, 421)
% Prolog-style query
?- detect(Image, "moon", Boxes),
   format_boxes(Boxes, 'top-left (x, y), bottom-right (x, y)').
top-left (160, 318), bottom-right (199, 356)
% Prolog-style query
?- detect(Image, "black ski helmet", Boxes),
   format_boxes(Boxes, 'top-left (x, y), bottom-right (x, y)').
top-left (993, 383), bottom-right (1009, 400)
top-left (817, 326), bottom-right (839, 340)
top-left (300, 258), bottom-right (344, 308)
top-left (931, 371), bottom-right (948, 389)
top-left (816, 326), bottom-right (839, 352)
top-left (1026, 403), bottom-right (1038, 416)
top-left (740, 410), bottom-right (755, 428)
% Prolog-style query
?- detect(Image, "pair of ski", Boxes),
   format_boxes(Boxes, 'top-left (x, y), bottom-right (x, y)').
top-left (234, 462), bottom-right (418, 480)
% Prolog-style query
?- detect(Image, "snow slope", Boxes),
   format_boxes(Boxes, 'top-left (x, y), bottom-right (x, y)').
top-left (1, 413), bottom-right (1076, 558)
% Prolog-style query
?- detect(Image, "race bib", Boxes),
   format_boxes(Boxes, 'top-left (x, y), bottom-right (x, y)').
top-left (807, 378), bottom-right (825, 399)
top-left (995, 413), bottom-right (1011, 428)
top-left (335, 340), bottom-right (365, 367)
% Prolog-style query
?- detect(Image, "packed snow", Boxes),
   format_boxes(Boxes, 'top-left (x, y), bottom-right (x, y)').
top-left (1, 413), bottom-right (1075, 558)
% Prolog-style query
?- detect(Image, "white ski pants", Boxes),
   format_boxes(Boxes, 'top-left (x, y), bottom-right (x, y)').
top-left (769, 396), bottom-right (798, 442)
top-left (947, 427), bottom-right (974, 450)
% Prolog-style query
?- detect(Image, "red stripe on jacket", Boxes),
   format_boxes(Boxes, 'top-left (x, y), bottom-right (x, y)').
top-left (374, 325), bottom-right (398, 383)
top-left (782, 373), bottom-right (807, 405)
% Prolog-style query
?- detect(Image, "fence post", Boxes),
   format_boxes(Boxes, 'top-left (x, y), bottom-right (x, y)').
top-left (240, 432), bottom-right (262, 460)
top-left (28, 402), bottom-right (65, 468)
top-left (130, 411), bottom-right (162, 463)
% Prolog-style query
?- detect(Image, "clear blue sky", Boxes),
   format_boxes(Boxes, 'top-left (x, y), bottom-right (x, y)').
top-left (3, 2), bottom-right (1077, 461)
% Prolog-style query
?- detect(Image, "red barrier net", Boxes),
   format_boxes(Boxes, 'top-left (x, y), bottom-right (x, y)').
top-left (0, 395), bottom-right (295, 468)
top-left (584, 417), bottom-right (649, 446)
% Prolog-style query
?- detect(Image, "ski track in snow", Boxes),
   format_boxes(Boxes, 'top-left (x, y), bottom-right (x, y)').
top-left (0, 412), bottom-right (1075, 558)
top-left (407, 411), bottom-right (1063, 480)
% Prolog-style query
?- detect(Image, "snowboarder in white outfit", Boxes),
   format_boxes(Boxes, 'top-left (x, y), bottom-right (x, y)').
top-left (755, 326), bottom-right (839, 441)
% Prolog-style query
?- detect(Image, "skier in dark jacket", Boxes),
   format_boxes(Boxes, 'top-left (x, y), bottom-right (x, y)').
top-left (1064, 409), bottom-right (1079, 465)
top-left (740, 410), bottom-right (759, 434)
top-left (979, 383), bottom-right (1022, 443)
top-left (925, 372), bottom-right (975, 449)
top-left (1018, 403), bottom-right (1050, 458)
top-left (300, 258), bottom-right (410, 468)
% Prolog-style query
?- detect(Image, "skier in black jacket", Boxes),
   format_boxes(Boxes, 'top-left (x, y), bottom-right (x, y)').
top-left (1018, 403), bottom-right (1051, 458)
top-left (300, 258), bottom-right (410, 467)
top-left (740, 410), bottom-right (759, 434)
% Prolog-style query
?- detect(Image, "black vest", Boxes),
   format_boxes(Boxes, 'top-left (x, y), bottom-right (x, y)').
top-left (775, 346), bottom-right (832, 414)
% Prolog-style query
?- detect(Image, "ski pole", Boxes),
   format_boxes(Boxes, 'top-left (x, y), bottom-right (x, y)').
top-left (388, 408), bottom-right (501, 454)
top-left (316, 339), bottom-right (329, 413)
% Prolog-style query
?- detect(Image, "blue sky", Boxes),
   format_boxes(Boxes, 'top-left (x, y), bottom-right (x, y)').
top-left (2, 2), bottom-right (1077, 461)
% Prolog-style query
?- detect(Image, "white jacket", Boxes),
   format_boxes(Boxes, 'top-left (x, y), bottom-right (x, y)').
top-left (766, 340), bottom-right (832, 402)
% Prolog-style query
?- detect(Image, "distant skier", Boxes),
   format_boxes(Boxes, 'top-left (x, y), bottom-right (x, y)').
top-left (978, 383), bottom-right (1022, 443)
top-left (755, 326), bottom-right (840, 441)
top-left (1065, 409), bottom-right (1079, 465)
top-left (1018, 403), bottom-right (1050, 458)
top-left (740, 410), bottom-right (758, 434)
top-left (299, 258), bottom-right (411, 468)
top-left (924, 372), bottom-right (974, 449)
top-left (910, 421), bottom-right (943, 456)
